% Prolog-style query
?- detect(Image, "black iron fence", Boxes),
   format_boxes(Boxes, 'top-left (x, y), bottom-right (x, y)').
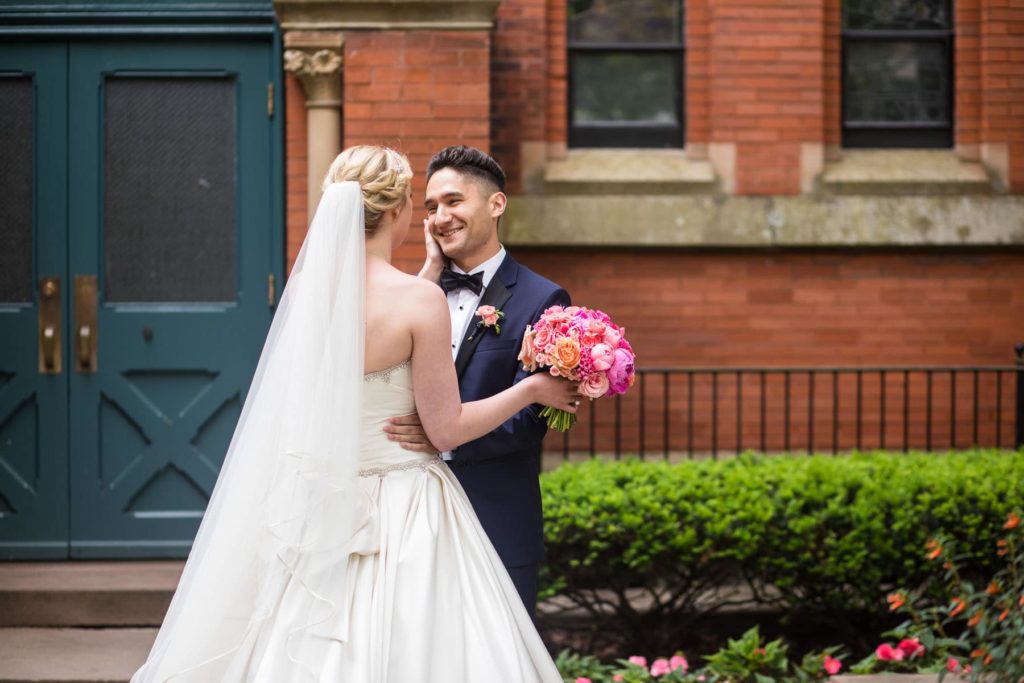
top-left (546, 344), bottom-right (1024, 459)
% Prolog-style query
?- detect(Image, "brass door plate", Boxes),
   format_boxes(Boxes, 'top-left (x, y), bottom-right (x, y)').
top-left (38, 277), bottom-right (62, 374)
top-left (74, 275), bottom-right (98, 373)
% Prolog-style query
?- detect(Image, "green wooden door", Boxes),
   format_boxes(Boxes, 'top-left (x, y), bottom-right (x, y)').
top-left (0, 39), bottom-right (282, 559)
top-left (0, 44), bottom-right (70, 559)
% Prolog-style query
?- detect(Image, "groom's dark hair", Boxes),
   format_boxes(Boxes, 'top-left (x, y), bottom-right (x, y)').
top-left (426, 145), bottom-right (506, 193)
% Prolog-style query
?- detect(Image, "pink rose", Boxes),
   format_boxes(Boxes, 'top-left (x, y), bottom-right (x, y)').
top-left (897, 638), bottom-right (925, 659)
top-left (565, 306), bottom-right (581, 315)
top-left (606, 348), bottom-right (635, 395)
top-left (579, 371), bottom-right (609, 399)
top-left (476, 305), bottom-right (499, 327)
top-left (670, 655), bottom-right (688, 672)
top-left (650, 658), bottom-right (671, 676)
top-left (575, 678), bottom-right (592, 683)
top-left (533, 325), bottom-right (553, 351)
top-left (875, 643), bottom-right (904, 661)
top-left (590, 343), bottom-right (614, 371)
top-left (824, 655), bottom-right (842, 675)
top-left (627, 656), bottom-right (647, 667)
top-left (518, 326), bottom-right (537, 371)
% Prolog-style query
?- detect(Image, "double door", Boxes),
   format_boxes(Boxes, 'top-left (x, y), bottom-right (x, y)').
top-left (0, 40), bottom-right (281, 558)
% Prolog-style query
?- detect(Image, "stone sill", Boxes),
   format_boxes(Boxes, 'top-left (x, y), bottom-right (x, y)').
top-left (821, 150), bottom-right (996, 195)
top-left (273, 0), bottom-right (501, 30)
top-left (542, 149), bottom-right (716, 195)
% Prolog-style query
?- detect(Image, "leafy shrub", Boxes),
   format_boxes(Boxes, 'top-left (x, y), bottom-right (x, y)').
top-left (540, 450), bottom-right (1024, 654)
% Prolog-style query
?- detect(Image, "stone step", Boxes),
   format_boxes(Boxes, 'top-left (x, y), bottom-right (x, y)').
top-left (0, 628), bottom-right (156, 683)
top-left (0, 562), bottom-right (182, 627)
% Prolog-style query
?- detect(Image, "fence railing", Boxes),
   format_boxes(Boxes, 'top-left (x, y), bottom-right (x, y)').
top-left (546, 344), bottom-right (1024, 459)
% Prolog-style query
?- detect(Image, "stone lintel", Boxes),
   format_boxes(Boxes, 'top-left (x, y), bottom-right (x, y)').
top-left (273, 0), bottom-right (501, 30)
top-left (502, 194), bottom-right (1024, 248)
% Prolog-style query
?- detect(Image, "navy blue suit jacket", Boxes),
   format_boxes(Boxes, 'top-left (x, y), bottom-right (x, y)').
top-left (446, 253), bottom-right (570, 569)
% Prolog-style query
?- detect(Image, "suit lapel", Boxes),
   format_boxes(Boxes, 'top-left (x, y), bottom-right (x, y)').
top-left (454, 255), bottom-right (518, 379)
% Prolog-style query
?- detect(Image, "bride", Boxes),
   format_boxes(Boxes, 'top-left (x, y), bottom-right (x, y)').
top-left (131, 146), bottom-right (575, 682)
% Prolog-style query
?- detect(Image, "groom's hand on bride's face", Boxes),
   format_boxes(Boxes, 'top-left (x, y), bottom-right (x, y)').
top-left (384, 413), bottom-right (439, 453)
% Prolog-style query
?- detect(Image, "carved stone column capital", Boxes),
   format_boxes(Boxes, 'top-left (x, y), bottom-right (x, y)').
top-left (283, 31), bottom-right (344, 108)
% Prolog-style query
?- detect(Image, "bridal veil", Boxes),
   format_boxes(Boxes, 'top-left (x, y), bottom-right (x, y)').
top-left (132, 182), bottom-right (369, 682)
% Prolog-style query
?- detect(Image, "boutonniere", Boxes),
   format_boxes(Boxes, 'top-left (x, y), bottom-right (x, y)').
top-left (468, 305), bottom-right (504, 340)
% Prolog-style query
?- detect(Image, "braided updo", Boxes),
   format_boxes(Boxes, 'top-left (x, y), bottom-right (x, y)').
top-left (322, 145), bottom-right (413, 235)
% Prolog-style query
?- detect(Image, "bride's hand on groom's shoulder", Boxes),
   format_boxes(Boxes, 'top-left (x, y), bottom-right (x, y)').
top-left (525, 374), bottom-right (580, 414)
top-left (384, 413), bottom-right (440, 453)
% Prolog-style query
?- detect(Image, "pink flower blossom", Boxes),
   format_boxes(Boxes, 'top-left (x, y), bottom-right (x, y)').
top-left (670, 655), bottom-right (689, 672)
top-left (824, 655), bottom-right (842, 675)
top-left (603, 325), bottom-right (622, 347)
top-left (606, 348), bottom-right (635, 395)
top-left (947, 658), bottom-right (961, 673)
top-left (875, 643), bottom-right (905, 661)
top-left (627, 656), bottom-right (647, 667)
top-left (650, 659), bottom-right (671, 676)
top-left (897, 638), bottom-right (925, 659)
top-left (476, 305), bottom-right (499, 327)
top-left (613, 676), bottom-right (623, 682)
top-left (574, 678), bottom-right (592, 683)
top-left (590, 343), bottom-right (615, 371)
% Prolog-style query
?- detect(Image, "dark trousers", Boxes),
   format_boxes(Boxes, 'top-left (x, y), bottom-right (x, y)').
top-left (506, 563), bottom-right (540, 620)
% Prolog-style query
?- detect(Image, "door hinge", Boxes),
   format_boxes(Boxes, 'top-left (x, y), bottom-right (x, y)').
top-left (268, 273), bottom-right (276, 308)
top-left (267, 83), bottom-right (274, 117)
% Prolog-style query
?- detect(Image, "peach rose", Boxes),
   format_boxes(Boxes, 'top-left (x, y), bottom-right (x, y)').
top-left (518, 326), bottom-right (537, 371)
top-left (552, 336), bottom-right (582, 376)
top-left (476, 305), bottom-right (499, 327)
top-left (579, 371), bottom-right (609, 399)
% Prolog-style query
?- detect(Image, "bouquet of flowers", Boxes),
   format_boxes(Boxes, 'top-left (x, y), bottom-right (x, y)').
top-left (518, 305), bottom-right (635, 431)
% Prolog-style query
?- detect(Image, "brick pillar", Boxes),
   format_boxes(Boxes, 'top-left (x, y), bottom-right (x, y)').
top-left (980, 0), bottom-right (1024, 192)
top-left (707, 0), bottom-right (826, 196)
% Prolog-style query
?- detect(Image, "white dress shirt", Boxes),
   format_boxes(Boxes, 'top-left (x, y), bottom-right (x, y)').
top-left (442, 246), bottom-right (506, 460)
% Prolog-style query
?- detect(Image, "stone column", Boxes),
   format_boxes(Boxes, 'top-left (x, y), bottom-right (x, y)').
top-left (283, 31), bottom-right (344, 219)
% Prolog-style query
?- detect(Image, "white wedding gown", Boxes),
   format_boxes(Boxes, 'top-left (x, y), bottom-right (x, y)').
top-left (315, 358), bottom-right (561, 681)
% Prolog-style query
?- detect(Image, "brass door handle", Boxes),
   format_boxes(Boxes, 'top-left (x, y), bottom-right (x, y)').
top-left (38, 277), bottom-right (62, 374)
top-left (74, 276), bottom-right (98, 373)
top-left (78, 324), bottom-right (92, 368)
top-left (42, 325), bottom-right (57, 370)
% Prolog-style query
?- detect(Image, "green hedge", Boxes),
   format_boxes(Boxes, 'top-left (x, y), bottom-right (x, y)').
top-left (539, 450), bottom-right (1024, 651)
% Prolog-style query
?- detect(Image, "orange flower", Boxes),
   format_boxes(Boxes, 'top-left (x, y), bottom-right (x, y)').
top-left (950, 597), bottom-right (967, 617)
top-left (886, 592), bottom-right (906, 611)
top-left (998, 608), bottom-right (1010, 622)
top-left (986, 581), bottom-right (1000, 595)
top-left (997, 539), bottom-right (1008, 557)
top-left (925, 539), bottom-right (943, 560)
top-left (970, 648), bottom-right (986, 660)
top-left (967, 611), bottom-right (983, 627)
top-left (1005, 512), bottom-right (1020, 530)
top-left (943, 561), bottom-right (954, 571)
top-left (1019, 594), bottom-right (1024, 607)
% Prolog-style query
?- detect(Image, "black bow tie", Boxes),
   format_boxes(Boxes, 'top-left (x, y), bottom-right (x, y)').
top-left (440, 268), bottom-right (484, 296)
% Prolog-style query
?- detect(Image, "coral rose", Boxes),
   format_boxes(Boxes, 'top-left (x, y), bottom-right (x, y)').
top-left (579, 371), bottom-right (609, 399)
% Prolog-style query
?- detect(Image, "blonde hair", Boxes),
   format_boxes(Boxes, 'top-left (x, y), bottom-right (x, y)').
top-left (322, 145), bottom-right (413, 234)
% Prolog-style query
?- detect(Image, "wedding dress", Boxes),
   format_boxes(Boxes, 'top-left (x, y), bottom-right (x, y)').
top-left (131, 182), bottom-right (561, 682)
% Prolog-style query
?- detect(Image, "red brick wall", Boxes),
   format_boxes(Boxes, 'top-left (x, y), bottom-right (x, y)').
top-left (981, 1), bottom-right (1024, 191)
top-left (285, 30), bottom-right (492, 274)
top-left (957, 0), bottom-right (982, 157)
top-left (513, 249), bottom-right (1024, 454)
top-left (708, 0), bottom-right (826, 195)
top-left (285, 73), bottom-right (308, 272)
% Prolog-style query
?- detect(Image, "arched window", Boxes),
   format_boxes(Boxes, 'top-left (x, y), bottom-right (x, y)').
top-left (568, 0), bottom-right (685, 148)
top-left (842, 0), bottom-right (953, 148)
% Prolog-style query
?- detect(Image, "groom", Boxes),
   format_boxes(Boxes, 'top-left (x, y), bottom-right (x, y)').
top-left (385, 146), bottom-right (570, 615)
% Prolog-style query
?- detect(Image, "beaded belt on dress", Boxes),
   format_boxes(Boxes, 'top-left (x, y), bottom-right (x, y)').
top-left (358, 454), bottom-right (444, 478)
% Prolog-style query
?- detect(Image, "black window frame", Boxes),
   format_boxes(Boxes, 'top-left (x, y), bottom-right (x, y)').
top-left (567, 3), bottom-right (686, 149)
top-left (841, 1), bottom-right (955, 148)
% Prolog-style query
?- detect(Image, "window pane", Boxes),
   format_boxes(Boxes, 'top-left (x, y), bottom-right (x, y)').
top-left (0, 77), bottom-right (34, 304)
top-left (843, 0), bottom-right (950, 30)
top-left (569, 0), bottom-right (682, 44)
top-left (845, 41), bottom-right (949, 123)
top-left (104, 77), bottom-right (236, 303)
top-left (572, 53), bottom-right (678, 124)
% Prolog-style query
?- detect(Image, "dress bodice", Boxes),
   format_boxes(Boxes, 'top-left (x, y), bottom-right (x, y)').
top-left (360, 360), bottom-right (434, 471)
